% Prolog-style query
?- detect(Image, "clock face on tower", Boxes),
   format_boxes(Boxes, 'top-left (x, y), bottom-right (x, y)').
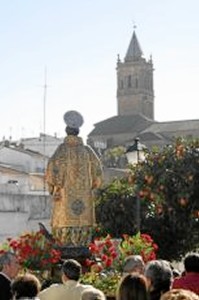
top-left (70, 199), bottom-right (85, 216)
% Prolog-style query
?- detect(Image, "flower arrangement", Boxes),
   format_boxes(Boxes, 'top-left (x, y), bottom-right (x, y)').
top-left (0, 230), bottom-right (62, 271)
top-left (82, 232), bottom-right (158, 296)
top-left (85, 234), bottom-right (121, 272)
top-left (85, 232), bottom-right (158, 271)
top-left (119, 232), bottom-right (158, 263)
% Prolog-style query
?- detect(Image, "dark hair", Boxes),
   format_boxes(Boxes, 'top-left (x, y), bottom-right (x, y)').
top-left (117, 273), bottom-right (149, 300)
top-left (11, 273), bottom-right (41, 299)
top-left (65, 126), bottom-right (79, 136)
top-left (184, 253), bottom-right (199, 273)
top-left (62, 259), bottom-right (82, 281)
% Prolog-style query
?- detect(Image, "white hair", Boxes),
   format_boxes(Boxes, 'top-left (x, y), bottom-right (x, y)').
top-left (81, 288), bottom-right (106, 300)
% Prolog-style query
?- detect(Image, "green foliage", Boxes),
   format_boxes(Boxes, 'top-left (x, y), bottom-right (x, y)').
top-left (102, 146), bottom-right (127, 168)
top-left (81, 271), bottom-right (121, 297)
top-left (95, 178), bottom-right (138, 237)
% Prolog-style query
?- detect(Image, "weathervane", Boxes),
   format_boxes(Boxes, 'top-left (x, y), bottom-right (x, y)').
top-left (133, 20), bottom-right (137, 30)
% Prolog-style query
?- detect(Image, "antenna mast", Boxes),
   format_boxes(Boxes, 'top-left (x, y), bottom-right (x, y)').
top-left (43, 67), bottom-right (47, 140)
top-left (43, 67), bottom-right (47, 194)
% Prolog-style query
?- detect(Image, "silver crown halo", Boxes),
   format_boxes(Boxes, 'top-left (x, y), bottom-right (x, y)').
top-left (63, 110), bottom-right (84, 128)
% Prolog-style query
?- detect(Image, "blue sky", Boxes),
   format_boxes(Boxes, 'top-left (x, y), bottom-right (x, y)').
top-left (0, 0), bottom-right (199, 142)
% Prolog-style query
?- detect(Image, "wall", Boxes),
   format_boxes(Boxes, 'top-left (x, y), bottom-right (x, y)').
top-left (0, 193), bottom-right (52, 242)
top-left (0, 147), bottom-right (45, 173)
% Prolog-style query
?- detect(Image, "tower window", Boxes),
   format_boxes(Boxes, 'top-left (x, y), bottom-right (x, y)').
top-left (128, 75), bottom-right (131, 88)
top-left (135, 78), bottom-right (138, 88)
top-left (120, 80), bottom-right (124, 89)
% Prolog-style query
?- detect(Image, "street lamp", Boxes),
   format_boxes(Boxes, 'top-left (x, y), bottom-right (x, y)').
top-left (126, 137), bottom-right (146, 164)
top-left (126, 137), bottom-right (147, 232)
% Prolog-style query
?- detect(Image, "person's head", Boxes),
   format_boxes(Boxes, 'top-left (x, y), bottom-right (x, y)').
top-left (184, 253), bottom-right (199, 273)
top-left (81, 288), bottom-right (106, 300)
top-left (123, 255), bottom-right (145, 274)
top-left (144, 259), bottom-right (173, 293)
top-left (160, 289), bottom-right (199, 300)
top-left (11, 273), bottom-right (41, 299)
top-left (116, 273), bottom-right (149, 300)
top-left (0, 251), bottom-right (20, 279)
top-left (61, 259), bottom-right (82, 282)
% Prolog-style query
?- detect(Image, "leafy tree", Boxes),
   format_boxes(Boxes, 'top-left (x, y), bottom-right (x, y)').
top-left (131, 138), bottom-right (199, 260)
top-left (96, 138), bottom-right (199, 261)
top-left (95, 177), bottom-right (138, 237)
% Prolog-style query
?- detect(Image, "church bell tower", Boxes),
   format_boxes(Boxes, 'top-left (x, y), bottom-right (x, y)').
top-left (117, 30), bottom-right (154, 119)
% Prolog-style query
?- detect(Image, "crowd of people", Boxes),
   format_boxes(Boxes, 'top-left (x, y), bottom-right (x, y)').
top-left (0, 251), bottom-right (198, 300)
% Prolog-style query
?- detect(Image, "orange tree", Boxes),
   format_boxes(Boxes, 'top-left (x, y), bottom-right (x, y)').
top-left (95, 177), bottom-right (139, 237)
top-left (96, 138), bottom-right (199, 260)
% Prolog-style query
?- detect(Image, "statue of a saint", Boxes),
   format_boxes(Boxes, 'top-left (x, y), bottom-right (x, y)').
top-left (46, 111), bottom-right (103, 246)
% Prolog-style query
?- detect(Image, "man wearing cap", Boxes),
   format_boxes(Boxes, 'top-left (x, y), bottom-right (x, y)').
top-left (46, 111), bottom-right (103, 245)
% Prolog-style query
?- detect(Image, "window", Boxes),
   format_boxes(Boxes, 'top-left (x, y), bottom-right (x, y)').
top-left (8, 180), bottom-right (18, 184)
top-left (128, 75), bottom-right (131, 87)
top-left (135, 78), bottom-right (138, 88)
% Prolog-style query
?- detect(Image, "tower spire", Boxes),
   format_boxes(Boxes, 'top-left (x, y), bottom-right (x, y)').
top-left (125, 28), bottom-right (143, 62)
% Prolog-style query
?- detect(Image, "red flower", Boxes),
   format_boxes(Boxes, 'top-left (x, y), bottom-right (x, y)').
top-left (153, 243), bottom-right (158, 251)
top-left (105, 257), bottom-right (113, 267)
top-left (85, 258), bottom-right (92, 266)
top-left (141, 234), bottom-right (153, 243)
top-left (101, 254), bottom-right (108, 262)
top-left (105, 239), bottom-right (113, 247)
top-left (110, 251), bottom-right (118, 259)
top-left (89, 243), bottom-right (98, 253)
top-left (108, 246), bottom-right (115, 252)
